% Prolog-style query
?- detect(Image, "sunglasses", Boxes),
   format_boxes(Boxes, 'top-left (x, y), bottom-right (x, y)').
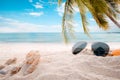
top-left (72, 42), bottom-right (109, 57)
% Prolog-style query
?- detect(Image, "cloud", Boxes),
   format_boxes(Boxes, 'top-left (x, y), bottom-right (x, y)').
top-left (28, 0), bottom-right (33, 3)
top-left (0, 16), bottom-right (61, 32)
top-left (33, 2), bottom-right (43, 9)
top-left (33, 4), bottom-right (43, 8)
top-left (27, 1), bottom-right (44, 16)
top-left (56, 3), bottom-right (65, 16)
top-left (48, 2), bottom-right (57, 5)
top-left (0, 16), bottom-right (18, 22)
top-left (28, 0), bottom-right (43, 9)
top-left (29, 12), bottom-right (44, 16)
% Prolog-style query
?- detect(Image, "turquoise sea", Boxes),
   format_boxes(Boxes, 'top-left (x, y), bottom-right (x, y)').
top-left (0, 32), bottom-right (120, 43)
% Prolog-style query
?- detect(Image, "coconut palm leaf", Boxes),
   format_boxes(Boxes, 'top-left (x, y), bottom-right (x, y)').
top-left (61, 0), bottom-right (75, 43)
top-left (57, 0), bottom-right (120, 43)
top-left (75, 0), bottom-right (89, 35)
top-left (81, 0), bottom-right (109, 29)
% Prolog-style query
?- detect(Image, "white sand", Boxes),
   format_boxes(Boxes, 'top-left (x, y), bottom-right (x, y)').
top-left (0, 42), bottom-right (120, 80)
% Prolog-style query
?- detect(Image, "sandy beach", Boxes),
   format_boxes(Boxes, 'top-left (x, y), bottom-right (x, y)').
top-left (0, 42), bottom-right (120, 80)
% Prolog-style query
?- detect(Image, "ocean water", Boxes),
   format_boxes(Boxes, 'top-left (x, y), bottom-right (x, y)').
top-left (0, 32), bottom-right (120, 43)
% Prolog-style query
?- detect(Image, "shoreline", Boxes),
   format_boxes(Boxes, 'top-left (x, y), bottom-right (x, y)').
top-left (0, 42), bottom-right (120, 61)
top-left (0, 42), bottom-right (120, 48)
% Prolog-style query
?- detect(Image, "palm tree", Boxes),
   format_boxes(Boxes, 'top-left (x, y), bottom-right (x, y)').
top-left (58, 0), bottom-right (120, 43)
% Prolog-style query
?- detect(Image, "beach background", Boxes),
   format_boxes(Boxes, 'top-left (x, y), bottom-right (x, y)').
top-left (0, 0), bottom-right (120, 79)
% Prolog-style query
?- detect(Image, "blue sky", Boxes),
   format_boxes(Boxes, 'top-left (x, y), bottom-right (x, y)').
top-left (0, 0), bottom-right (119, 33)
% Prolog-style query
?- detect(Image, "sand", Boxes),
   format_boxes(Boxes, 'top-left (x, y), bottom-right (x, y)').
top-left (0, 42), bottom-right (120, 80)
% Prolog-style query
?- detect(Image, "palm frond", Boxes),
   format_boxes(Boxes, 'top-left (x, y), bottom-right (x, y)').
top-left (105, 0), bottom-right (120, 27)
top-left (61, 0), bottom-right (75, 43)
top-left (58, 0), bottom-right (120, 43)
top-left (75, 0), bottom-right (89, 35)
top-left (90, 0), bottom-right (109, 29)
top-left (80, 0), bottom-right (108, 30)
top-left (105, 0), bottom-right (120, 13)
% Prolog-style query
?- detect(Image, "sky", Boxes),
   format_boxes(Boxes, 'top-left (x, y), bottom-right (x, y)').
top-left (0, 0), bottom-right (120, 33)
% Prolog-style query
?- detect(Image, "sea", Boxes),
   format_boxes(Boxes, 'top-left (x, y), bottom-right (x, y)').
top-left (0, 32), bottom-right (120, 43)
